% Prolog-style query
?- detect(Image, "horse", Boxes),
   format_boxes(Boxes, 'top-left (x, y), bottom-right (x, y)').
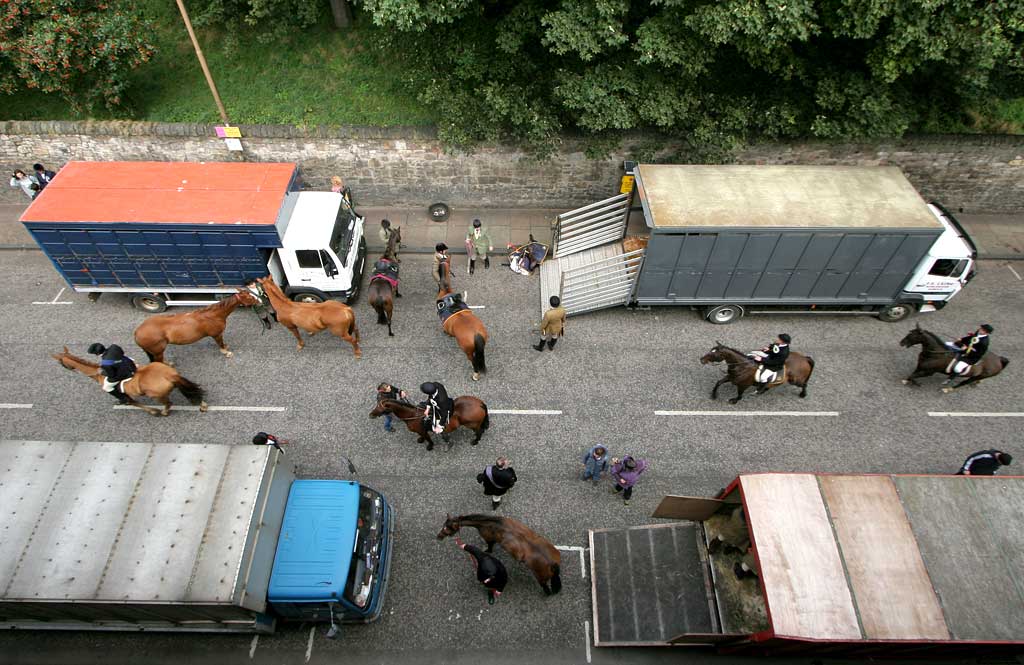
top-left (437, 514), bottom-right (562, 595)
top-left (368, 227), bottom-right (402, 337)
top-left (133, 289), bottom-right (259, 364)
top-left (256, 276), bottom-right (361, 357)
top-left (370, 396), bottom-right (489, 451)
top-left (899, 325), bottom-right (1009, 392)
top-left (436, 260), bottom-right (488, 380)
top-left (700, 343), bottom-right (815, 404)
top-left (53, 347), bottom-right (207, 417)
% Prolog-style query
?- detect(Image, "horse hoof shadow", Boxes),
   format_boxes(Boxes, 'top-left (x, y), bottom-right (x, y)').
top-left (728, 398), bottom-right (740, 405)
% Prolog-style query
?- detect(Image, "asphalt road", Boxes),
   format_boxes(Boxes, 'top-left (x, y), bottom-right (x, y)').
top-left (0, 250), bottom-right (1021, 665)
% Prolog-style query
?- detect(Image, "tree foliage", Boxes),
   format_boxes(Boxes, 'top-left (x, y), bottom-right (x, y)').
top-left (187, 0), bottom-right (324, 46)
top-left (356, 0), bottom-right (1023, 155)
top-left (0, 0), bottom-right (155, 113)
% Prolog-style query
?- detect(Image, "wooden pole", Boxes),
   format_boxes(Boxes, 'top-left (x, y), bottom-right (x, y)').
top-left (174, 0), bottom-right (229, 124)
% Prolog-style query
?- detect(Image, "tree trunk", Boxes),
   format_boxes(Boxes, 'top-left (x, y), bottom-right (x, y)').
top-left (329, 0), bottom-right (352, 28)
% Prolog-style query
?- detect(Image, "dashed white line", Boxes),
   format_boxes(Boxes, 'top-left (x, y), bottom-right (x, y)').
top-left (113, 405), bottom-right (287, 412)
top-left (928, 412), bottom-right (1024, 418)
top-left (0, 403), bottom-right (33, 409)
top-left (1007, 264), bottom-right (1022, 281)
top-left (489, 409), bottom-right (562, 415)
top-left (655, 410), bottom-right (839, 417)
top-left (584, 620), bottom-right (592, 663)
top-left (305, 625), bottom-right (315, 662)
top-left (248, 634), bottom-right (259, 659)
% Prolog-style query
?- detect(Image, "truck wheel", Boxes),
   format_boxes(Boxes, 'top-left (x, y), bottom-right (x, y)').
top-left (706, 305), bottom-right (742, 325)
top-left (132, 293), bottom-right (167, 313)
top-left (878, 303), bottom-right (913, 322)
top-left (292, 292), bottom-right (324, 304)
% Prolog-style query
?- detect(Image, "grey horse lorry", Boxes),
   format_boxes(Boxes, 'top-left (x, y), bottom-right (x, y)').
top-left (0, 441), bottom-right (394, 633)
top-left (543, 165), bottom-right (977, 323)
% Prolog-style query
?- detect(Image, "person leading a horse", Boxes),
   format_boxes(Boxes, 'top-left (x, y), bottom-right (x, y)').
top-left (244, 278), bottom-right (275, 330)
top-left (88, 343), bottom-right (138, 404)
top-left (748, 333), bottom-right (791, 391)
top-left (947, 324), bottom-right (992, 376)
top-left (421, 381), bottom-right (454, 434)
top-left (378, 219), bottom-right (400, 263)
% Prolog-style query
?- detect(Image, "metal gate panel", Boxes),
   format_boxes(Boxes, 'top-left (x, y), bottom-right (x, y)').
top-left (553, 194), bottom-right (630, 258)
top-left (558, 248), bottom-right (645, 315)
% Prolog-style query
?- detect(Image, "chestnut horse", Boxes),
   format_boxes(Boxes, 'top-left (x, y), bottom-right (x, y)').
top-left (899, 325), bottom-right (1009, 392)
top-left (256, 276), bottom-right (361, 357)
top-left (438, 514), bottom-right (562, 595)
top-left (370, 396), bottom-right (489, 450)
top-left (133, 289), bottom-right (259, 364)
top-left (700, 343), bottom-right (815, 404)
top-left (437, 260), bottom-right (488, 380)
top-left (368, 227), bottom-right (402, 337)
top-left (53, 347), bottom-right (207, 416)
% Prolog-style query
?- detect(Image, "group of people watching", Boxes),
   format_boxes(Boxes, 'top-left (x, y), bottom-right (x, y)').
top-left (9, 164), bottom-right (56, 200)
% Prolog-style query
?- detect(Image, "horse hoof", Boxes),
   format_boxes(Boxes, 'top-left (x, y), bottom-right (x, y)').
top-left (941, 387), bottom-right (953, 394)
top-left (471, 440), bottom-right (479, 446)
top-left (223, 351), bottom-right (233, 358)
top-left (199, 402), bottom-right (209, 413)
top-left (901, 379), bottom-right (909, 385)
top-left (472, 373), bottom-right (480, 381)
top-left (728, 398), bottom-right (740, 405)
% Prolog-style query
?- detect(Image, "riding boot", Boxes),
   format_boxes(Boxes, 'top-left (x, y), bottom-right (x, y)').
top-left (469, 260), bottom-right (476, 275)
top-left (533, 338), bottom-right (546, 352)
top-left (546, 338), bottom-right (557, 350)
top-left (484, 257), bottom-right (490, 269)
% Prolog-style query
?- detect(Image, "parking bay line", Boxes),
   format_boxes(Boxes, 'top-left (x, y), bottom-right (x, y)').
top-left (32, 287), bottom-right (73, 305)
top-left (0, 403), bottom-right (33, 409)
top-left (655, 410), bottom-right (839, 417)
top-left (489, 409), bottom-right (562, 415)
top-left (555, 545), bottom-right (587, 578)
top-left (928, 412), bottom-right (1024, 418)
top-left (113, 405), bottom-right (287, 412)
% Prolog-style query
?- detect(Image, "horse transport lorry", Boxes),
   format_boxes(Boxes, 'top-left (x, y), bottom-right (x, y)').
top-left (0, 441), bottom-right (394, 634)
top-left (19, 161), bottom-right (366, 312)
top-left (542, 165), bottom-right (977, 323)
top-left (589, 472), bottom-right (1024, 656)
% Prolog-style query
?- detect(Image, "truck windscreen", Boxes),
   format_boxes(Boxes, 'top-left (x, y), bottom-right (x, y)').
top-left (329, 199), bottom-right (357, 267)
top-left (344, 487), bottom-right (385, 611)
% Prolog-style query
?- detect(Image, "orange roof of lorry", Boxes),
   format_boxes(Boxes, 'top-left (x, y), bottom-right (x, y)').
top-left (20, 162), bottom-right (298, 225)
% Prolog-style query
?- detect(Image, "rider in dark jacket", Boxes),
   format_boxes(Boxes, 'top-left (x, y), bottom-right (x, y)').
top-left (953, 325), bottom-right (992, 365)
top-left (420, 381), bottom-right (454, 433)
top-left (88, 343), bottom-right (137, 404)
top-left (753, 334), bottom-right (790, 391)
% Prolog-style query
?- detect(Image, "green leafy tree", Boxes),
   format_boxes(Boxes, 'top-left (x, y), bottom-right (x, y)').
top-left (188, 0), bottom-right (324, 46)
top-left (0, 0), bottom-right (155, 112)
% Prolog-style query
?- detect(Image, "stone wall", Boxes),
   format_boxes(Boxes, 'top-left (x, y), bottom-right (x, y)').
top-left (2, 120), bottom-right (1022, 212)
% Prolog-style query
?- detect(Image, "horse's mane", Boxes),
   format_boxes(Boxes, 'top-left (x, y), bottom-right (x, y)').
top-left (457, 514), bottom-right (506, 525)
top-left (716, 344), bottom-right (754, 364)
top-left (919, 328), bottom-right (947, 348)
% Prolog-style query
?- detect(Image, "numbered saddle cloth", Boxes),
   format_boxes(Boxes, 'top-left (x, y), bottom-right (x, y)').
top-left (436, 293), bottom-right (469, 325)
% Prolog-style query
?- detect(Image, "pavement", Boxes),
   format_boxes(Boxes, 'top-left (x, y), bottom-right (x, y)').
top-left (0, 245), bottom-right (1021, 665)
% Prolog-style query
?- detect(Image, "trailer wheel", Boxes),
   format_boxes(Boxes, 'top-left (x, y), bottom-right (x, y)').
top-left (292, 292), bottom-right (325, 304)
top-left (706, 305), bottom-right (742, 325)
top-left (132, 293), bottom-right (167, 313)
top-left (877, 303), bottom-right (913, 322)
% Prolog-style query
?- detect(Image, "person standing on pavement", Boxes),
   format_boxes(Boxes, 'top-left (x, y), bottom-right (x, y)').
top-left (610, 455), bottom-right (648, 506)
top-left (454, 535), bottom-right (509, 604)
top-left (33, 163), bottom-right (57, 190)
top-left (378, 219), bottom-right (401, 262)
top-left (432, 243), bottom-right (450, 287)
top-left (581, 445), bottom-right (609, 485)
top-left (9, 170), bottom-right (39, 200)
top-left (478, 457), bottom-right (517, 511)
top-left (957, 449), bottom-right (1013, 475)
top-left (465, 219), bottom-right (493, 273)
top-left (534, 295), bottom-right (566, 351)
top-left (376, 382), bottom-right (409, 433)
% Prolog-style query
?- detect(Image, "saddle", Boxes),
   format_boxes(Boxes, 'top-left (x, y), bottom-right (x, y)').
top-left (436, 293), bottom-right (469, 325)
top-left (371, 261), bottom-right (399, 288)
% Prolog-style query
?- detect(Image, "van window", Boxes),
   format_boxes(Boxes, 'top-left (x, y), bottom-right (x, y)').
top-left (928, 259), bottom-right (967, 278)
top-left (295, 250), bottom-right (322, 269)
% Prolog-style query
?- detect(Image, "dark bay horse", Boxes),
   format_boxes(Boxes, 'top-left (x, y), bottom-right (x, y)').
top-left (53, 347), bottom-right (207, 416)
top-left (437, 514), bottom-right (562, 595)
top-left (257, 276), bottom-right (361, 357)
top-left (899, 325), bottom-right (1009, 392)
top-left (370, 396), bottom-right (489, 450)
top-left (437, 260), bottom-right (488, 380)
top-left (133, 289), bottom-right (259, 364)
top-left (368, 227), bottom-right (402, 337)
top-left (700, 343), bottom-right (815, 404)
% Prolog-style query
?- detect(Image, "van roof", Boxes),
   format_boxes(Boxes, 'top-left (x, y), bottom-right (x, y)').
top-left (636, 165), bottom-right (942, 230)
top-left (20, 161), bottom-right (297, 226)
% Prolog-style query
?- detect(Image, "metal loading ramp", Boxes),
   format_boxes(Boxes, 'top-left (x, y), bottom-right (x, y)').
top-left (589, 523), bottom-right (716, 646)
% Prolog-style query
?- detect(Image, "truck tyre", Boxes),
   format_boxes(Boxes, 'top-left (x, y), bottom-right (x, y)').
top-left (706, 305), bottom-right (743, 325)
top-left (292, 292), bottom-right (325, 304)
top-left (877, 302), bottom-right (913, 322)
top-left (132, 293), bottom-right (167, 313)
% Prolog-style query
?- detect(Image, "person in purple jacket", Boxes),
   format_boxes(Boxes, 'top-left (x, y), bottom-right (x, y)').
top-left (610, 455), bottom-right (647, 506)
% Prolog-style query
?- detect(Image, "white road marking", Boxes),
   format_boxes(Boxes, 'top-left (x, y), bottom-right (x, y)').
top-left (584, 620), bottom-right (592, 663)
top-left (1007, 264), bottom-right (1022, 281)
top-left (555, 545), bottom-right (588, 578)
top-left (113, 405), bottom-right (287, 412)
top-left (489, 409), bottom-right (562, 415)
top-left (0, 403), bottom-right (33, 409)
top-left (928, 412), bottom-right (1024, 418)
top-left (655, 410), bottom-right (839, 417)
top-left (468, 305), bottom-right (485, 309)
top-left (32, 287), bottom-right (73, 305)
top-left (248, 635), bottom-right (259, 659)
top-left (305, 626), bottom-right (315, 662)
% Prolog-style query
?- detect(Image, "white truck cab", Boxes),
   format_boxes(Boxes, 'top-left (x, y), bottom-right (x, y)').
top-left (902, 203), bottom-right (977, 312)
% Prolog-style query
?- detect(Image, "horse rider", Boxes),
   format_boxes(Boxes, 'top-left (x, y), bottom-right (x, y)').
top-left (378, 219), bottom-right (400, 262)
top-left (947, 324), bottom-right (992, 376)
top-left (244, 277), bottom-right (275, 330)
top-left (432, 243), bottom-right (450, 287)
top-left (748, 333), bottom-right (790, 391)
top-left (87, 343), bottom-right (137, 404)
top-left (420, 381), bottom-right (454, 434)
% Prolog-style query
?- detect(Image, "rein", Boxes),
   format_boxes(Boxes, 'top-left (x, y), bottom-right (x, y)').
top-left (377, 398), bottom-right (422, 422)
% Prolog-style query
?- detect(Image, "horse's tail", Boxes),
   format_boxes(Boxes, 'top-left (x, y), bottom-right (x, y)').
top-left (550, 563), bottom-right (562, 594)
top-left (472, 334), bottom-right (486, 374)
top-left (173, 375), bottom-right (206, 406)
top-left (481, 403), bottom-right (490, 432)
top-left (805, 355), bottom-right (815, 381)
top-left (370, 294), bottom-right (388, 325)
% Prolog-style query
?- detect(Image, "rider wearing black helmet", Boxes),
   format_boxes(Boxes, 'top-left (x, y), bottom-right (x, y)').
top-left (88, 343), bottom-right (137, 404)
top-left (750, 334), bottom-right (790, 392)
top-left (420, 381), bottom-right (453, 434)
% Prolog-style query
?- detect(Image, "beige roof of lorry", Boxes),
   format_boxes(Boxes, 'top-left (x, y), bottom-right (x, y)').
top-left (637, 165), bottom-right (941, 229)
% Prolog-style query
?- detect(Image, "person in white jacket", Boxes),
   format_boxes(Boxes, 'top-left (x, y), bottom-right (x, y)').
top-left (9, 170), bottom-right (39, 200)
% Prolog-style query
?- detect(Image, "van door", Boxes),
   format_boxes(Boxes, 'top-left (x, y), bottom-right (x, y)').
top-left (291, 249), bottom-right (331, 286)
top-left (905, 257), bottom-right (972, 300)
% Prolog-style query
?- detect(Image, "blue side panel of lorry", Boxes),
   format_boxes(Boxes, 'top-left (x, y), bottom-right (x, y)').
top-left (22, 223), bottom-right (283, 290)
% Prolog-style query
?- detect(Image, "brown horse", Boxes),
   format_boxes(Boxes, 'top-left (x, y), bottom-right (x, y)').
top-left (437, 514), bottom-right (562, 595)
top-left (700, 343), bottom-right (815, 403)
top-left (53, 347), bottom-right (207, 416)
top-left (368, 227), bottom-right (402, 337)
top-left (256, 276), bottom-right (361, 357)
top-left (370, 396), bottom-right (490, 451)
top-left (437, 260), bottom-right (488, 380)
top-left (133, 289), bottom-right (259, 364)
top-left (899, 325), bottom-right (1009, 392)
